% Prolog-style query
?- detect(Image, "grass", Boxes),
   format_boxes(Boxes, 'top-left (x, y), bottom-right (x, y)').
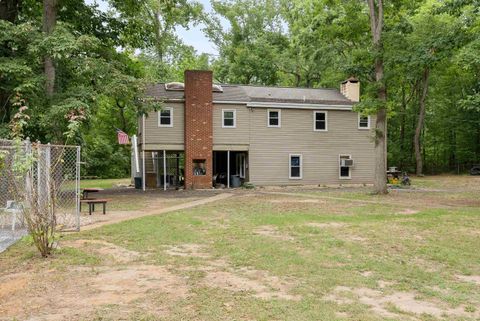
top-left (1, 175), bottom-right (480, 320)
top-left (80, 178), bottom-right (131, 189)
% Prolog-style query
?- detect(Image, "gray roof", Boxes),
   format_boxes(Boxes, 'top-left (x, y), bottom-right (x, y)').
top-left (144, 83), bottom-right (352, 105)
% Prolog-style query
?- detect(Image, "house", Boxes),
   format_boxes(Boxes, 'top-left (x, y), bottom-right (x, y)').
top-left (136, 70), bottom-right (374, 189)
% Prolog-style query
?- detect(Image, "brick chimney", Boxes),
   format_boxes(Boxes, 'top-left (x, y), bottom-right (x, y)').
top-left (184, 70), bottom-right (213, 189)
top-left (341, 77), bottom-right (360, 102)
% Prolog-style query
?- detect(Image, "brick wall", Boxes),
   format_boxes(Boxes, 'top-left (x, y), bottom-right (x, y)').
top-left (184, 70), bottom-right (213, 189)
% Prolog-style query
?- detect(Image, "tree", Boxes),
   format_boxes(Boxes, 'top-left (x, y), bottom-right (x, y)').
top-left (366, 0), bottom-right (387, 194)
top-left (43, 0), bottom-right (57, 97)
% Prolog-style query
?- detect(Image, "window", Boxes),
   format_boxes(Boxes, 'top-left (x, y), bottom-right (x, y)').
top-left (289, 154), bottom-right (302, 179)
top-left (158, 107), bottom-right (173, 127)
top-left (222, 109), bottom-right (236, 128)
top-left (193, 159), bottom-right (206, 176)
top-left (313, 111), bottom-right (328, 131)
top-left (267, 109), bottom-right (281, 127)
top-left (339, 155), bottom-right (352, 179)
top-left (358, 114), bottom-right (370, 129)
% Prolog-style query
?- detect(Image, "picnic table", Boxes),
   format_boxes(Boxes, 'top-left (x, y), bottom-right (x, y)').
top-left (80, 188), bottom-right (109, 215)
top-left (82, 188), bottom-right (104, 200)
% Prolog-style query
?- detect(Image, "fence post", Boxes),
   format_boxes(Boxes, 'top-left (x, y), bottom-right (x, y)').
top-left (76, 146), bottom-right (81, 231)
top-left (46, 143), bottom-right (52, 221)
top-left (25, 138), bottom-right (32, 218)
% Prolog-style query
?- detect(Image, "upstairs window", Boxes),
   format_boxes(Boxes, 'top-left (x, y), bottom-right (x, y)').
top-left (268, 109), bottom-right (281, 127)
top-left (158, 107), bottom-right (173, 127)
top-left (313, 111), bottom-right (327, 131)
top-left (358, 114), bottom-right (370, 129)
top-left (289, 154), bottom-right (302, 179)
top-left (222, 109), bottom-right (236, 128)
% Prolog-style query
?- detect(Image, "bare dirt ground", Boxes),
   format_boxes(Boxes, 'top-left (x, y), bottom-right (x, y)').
top-left (0, 175), bottom-right (479, 320)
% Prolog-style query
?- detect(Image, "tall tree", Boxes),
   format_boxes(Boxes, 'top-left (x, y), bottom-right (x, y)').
top-left (43, 0), bottom-right (56, 97)
top-left (367, 0), bottom-right (387, 194)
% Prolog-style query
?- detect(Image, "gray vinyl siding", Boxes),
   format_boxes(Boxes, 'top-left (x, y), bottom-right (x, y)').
top-left (141, 102), bottom-right (184, 146)
top-left (139, 101), bottom-right (375, 185)
top-left (248, 108), bottom-right (375, 185)
top-left (213, 104), bottom-right (250, 146)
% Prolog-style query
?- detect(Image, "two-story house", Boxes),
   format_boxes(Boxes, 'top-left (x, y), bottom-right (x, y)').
top-left (136, 70), bottom-right (374, 189)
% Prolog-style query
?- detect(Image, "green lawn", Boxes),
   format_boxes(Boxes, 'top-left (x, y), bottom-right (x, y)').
top-left (80, 178), bottom-right (131, 189)
top-left (1, 176), bottom-right (480, 320)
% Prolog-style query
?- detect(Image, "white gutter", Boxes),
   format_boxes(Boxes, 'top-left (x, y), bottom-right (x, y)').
top-left (213, 100), bottom-right (248, 105)
top-left (246, 102), bottom-right (353, 110)
top-left (150, 99), bottom-right (353, 110)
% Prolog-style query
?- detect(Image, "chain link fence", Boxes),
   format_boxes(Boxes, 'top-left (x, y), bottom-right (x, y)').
top-left (0, 139), bottom-right (80, 250)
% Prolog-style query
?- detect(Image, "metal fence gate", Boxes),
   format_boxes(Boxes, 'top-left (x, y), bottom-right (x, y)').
top-left (0, 139), bottom-right (81, 243)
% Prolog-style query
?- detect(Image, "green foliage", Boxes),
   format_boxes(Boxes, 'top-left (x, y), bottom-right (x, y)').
top-left (1, 0), bottom-right (478, 178)
top-left (206, 0), bottom-right (480, 173)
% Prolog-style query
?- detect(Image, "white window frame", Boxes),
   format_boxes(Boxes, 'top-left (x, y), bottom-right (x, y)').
top-left (158, 107), bottom-right (173, 127)
top-left (222, 109), bottom-right (236, 128)
top-left (313, 111), bottom-right (328, 132)
top-left (358, 114), bottom-right (371, 129)
top-left (289, 154), bottom-right (303, 180)
top-left (339, 154), bottom-right (352, 180)
top-left (267, 109), bottom-right (281, 128)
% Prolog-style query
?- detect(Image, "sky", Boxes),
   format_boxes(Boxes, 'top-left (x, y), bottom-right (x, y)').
top-left (85, 0), bottom-right (219, 55)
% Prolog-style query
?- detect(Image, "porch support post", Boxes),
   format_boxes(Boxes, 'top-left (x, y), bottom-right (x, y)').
top-left (227, 150), bottom-right (230, 188)
top-left (142, 114), bottom-right (146, 191)
top-left (163, 149), bottom-right (167, 191)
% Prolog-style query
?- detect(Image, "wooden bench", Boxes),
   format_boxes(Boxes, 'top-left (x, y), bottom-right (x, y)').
top-left (80, 199), bottom-right (110, 215)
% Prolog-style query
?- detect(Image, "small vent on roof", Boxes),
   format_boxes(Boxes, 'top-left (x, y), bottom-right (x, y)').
top-left (212, 84), bottom-right (223, 92)
top-left (165, 82), bottom-right (185, 91)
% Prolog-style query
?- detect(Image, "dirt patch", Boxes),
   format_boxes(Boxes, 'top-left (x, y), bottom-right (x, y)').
top-left (270, 199), bottom-right (325, 204)
top-left (397, 208), bottom-right (420, 215)
top-left (0, 265), bottom-right (188, 320)
top-left (253, 225), bottom-right (294, 241)
top-left (63, 239), bottom-right (144, 263)
top-left (305, 222), bottom-right (346, 228)
top-left (456, 274), bottom-right (480, 285)
top-left (203, 268), bottom-right (300, 301)
top-left (0, 241), bottom-right (189, 320)
top-left (165, 243), bottom-right (211, 258)
top-left (325, 286), bottom-right (478, 319)
top-left (359, 271), bottom-right (373, 277)
top-left (169, 244), bottom-right (301, 301)
top-left (0, 272), bottom-right (29, 301)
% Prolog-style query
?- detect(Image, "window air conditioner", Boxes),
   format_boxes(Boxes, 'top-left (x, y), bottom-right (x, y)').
top-left (341, 159), bottom-right (354, 167)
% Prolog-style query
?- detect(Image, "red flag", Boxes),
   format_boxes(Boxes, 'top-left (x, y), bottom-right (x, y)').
top-left (116, 129), bottom-right (130, 145)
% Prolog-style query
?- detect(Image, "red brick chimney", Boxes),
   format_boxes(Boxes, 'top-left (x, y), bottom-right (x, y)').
top-left (184, 70), bottom-right (213, 189)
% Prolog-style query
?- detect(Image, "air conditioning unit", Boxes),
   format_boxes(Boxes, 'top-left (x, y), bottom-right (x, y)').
top-left (341, 159), bottom-right (354, 167)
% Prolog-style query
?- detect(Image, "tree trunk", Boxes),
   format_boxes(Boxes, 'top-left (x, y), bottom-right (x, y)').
top-left (367, 0), bottom-right (387, 194)
top-left (414, 68), bottom-right (429, 176)
top-left (399, 86), bottom-right (406, 169)
top-left (373, 60), bottom-right (387, 194)
top-left (43, 0), bottom-right (57, 97)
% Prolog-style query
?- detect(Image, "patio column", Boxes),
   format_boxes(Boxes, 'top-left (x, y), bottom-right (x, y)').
top-left (163, 150), bottom-right (167, 191)
top-left (142, 114), bottom-right (146, 191)
top-left (227, 150), bottom-right (230, 188)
